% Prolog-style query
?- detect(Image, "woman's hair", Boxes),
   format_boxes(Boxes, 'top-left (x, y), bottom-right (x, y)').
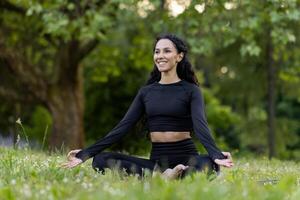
top-left (146, 34), bottom-right (199, 86)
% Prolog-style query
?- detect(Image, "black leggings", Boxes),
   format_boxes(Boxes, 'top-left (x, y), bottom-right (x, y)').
top-left (92, 139), bottom-right (219, 177)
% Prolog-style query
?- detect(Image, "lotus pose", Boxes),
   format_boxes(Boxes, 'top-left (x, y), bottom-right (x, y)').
top-left (62, 34), bottom-right (234, 179)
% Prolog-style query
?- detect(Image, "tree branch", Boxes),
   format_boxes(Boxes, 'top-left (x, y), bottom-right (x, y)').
top-left (0, 43), bottom-right (48, 102)
top-left (78, 39), bottom-right (99, 62)
top-left (0, 86), bottom-right (19, 101)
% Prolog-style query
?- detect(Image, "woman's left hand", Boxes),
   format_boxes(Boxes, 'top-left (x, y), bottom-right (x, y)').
top-left (214, 152), bottom-right (234, 168)
top-left (61, 149), bottom-right (83, 169)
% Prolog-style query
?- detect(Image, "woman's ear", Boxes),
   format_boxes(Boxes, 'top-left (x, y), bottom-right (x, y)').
top-left (177, 52), bottom-right (184, 62)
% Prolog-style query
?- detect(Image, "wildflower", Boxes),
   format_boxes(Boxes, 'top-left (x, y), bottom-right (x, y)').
top-left (143, 182), bottom-right (150, 191)
top-left (15, 118), bottom-right (29, 145)
top-left (22, 184), bottom-right (32, 198)
top-left (16, 134), bottom-right (20, 145)
top-left (16, 118), bottom-right (22, 125)
top-left (76, 178), bottom-right (81, 183)
top-left (40, 189), bottom-right (45, 195)
top-left (82, 182), bottom-right (88, 189)
top-left (11, 179), bottom-right (16, 185)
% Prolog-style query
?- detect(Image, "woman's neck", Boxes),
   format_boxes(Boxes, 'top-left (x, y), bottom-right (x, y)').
top-left (159, 71), bottom-right (181, 84)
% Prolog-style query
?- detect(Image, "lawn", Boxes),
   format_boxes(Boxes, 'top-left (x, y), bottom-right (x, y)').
top-left (0, 147), bottom-right (299, 200)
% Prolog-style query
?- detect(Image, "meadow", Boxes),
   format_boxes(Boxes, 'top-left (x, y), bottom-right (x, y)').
top-left (0, 147), bottom-right (299, 200)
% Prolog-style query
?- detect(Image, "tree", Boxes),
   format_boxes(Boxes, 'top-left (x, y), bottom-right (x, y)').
top-left (175, 0), bottom-right (300, 158)
top-left (0, 0), bottom-right (117, 148)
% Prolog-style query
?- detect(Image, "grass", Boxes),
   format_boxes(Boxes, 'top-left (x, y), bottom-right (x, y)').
top-left (0, 147), bottom-right (299, 200)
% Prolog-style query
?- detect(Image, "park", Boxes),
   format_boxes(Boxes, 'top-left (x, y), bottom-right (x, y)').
top-left (0, 0), bottom-right (299, 199)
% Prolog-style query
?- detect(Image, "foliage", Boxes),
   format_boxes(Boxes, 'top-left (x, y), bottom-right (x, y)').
top-left (172, 0), bottom-right (300, 158)
top-left (0, 0), bottom-right (299, 158)
top-left (23, 106), bottom-right (52, 148)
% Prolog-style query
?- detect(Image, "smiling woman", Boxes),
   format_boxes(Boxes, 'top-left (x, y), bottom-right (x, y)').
top-left (62, 34), bottom-right (233, 179)
top-left (154, 39), bottom-right (184, 75)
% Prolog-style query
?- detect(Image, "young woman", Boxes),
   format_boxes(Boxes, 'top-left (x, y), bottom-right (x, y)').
top-left (62, 34), bottom-right (234, 179)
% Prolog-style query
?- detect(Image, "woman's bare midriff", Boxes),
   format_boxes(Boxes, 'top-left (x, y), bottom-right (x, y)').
top-left (150, 131), bottom-right (191, 142)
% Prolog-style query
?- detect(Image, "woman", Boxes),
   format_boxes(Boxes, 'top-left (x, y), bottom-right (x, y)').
top-left (62, 34), bottom-right (234, 179)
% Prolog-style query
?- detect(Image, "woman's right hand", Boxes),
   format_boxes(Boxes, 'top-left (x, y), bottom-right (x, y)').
top-left (214, 152), bottom-right (234, 168)
top-left (61, 149), bottom-right (83, 169)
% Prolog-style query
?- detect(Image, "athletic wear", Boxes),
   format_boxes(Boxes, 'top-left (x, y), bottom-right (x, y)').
top-left (92, 139), bottom-right (219, 177)
top-left (76, 80), bottom-right (226, 162)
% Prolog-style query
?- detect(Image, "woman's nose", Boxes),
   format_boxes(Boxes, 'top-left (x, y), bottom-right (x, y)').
top-left (156, 52), bottom-right (164, 59)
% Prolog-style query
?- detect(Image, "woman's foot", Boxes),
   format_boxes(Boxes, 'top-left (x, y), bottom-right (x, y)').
top-left (161, 164), bottom-right (189, 180)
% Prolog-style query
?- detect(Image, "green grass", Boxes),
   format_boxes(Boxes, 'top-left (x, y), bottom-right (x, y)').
top-left (0, 147), bottom-right (299, 200)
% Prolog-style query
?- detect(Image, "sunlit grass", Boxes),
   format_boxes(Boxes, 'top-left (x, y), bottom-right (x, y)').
top-left (0, 147), bottom-right (299, 200)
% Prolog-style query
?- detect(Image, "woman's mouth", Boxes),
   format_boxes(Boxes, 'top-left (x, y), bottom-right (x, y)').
top-left (157, 60), bottom-right (168, 65)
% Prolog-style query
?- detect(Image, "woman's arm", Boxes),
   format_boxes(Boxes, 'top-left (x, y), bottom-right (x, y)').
top-left (190, 85), bottom-right (227, 161)
top-left (75, 88), bottom-right (145, 162)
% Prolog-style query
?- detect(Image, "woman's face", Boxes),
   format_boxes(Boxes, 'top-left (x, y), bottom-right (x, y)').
top-left (154, 39), bottom-right (183, 72)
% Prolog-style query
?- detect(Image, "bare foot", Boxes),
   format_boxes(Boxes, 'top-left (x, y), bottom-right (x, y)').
top-left (161, 164), bottom-right (189, 180)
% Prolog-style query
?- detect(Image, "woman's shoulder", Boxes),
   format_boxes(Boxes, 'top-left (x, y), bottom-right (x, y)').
top-left (138, 83), bottom-right (155, 95)
top-left (181, 80), bottom-right (199, 92)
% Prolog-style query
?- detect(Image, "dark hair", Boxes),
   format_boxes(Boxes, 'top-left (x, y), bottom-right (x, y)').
top-left (146, 34), bottom-right (199, 86)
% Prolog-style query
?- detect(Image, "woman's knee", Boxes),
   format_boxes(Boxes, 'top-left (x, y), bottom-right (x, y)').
top-left (92, 152), bottom-right (112, 172)
top-left (189, 155), bottom-right (219, 172)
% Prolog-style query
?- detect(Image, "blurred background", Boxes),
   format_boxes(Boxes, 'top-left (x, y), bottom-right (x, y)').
top-left (0, 0), bottom-right (299, 160)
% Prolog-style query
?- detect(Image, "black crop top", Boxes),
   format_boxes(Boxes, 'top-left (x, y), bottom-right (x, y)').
top-left (76, 80), bottom-right (226, 161)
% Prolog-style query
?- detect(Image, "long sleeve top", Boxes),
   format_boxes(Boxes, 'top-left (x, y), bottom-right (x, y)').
top-left (76, 80), bottom-right (226, 161)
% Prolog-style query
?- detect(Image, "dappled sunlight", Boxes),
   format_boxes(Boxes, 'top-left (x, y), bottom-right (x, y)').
top-left (168, 0), bottom-right (191, 17)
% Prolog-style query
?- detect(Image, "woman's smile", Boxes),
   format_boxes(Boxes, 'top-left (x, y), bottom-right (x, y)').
top-left (156, 60), bottom-right (168, 66)
top-left (157, 60), bottom-right (168, 64)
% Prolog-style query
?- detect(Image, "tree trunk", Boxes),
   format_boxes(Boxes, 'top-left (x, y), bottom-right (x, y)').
top-left (266, 30), bottom-right (276, 159)
top-left (47, 69), bottom-right (85, 149)
top-left (45, 40), bottom-right (87, 149)
top-left (160, 0), bottom-right (165, 10)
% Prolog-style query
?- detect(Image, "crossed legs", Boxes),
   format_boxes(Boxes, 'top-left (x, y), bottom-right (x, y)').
top-left (92, 152), bottom-right (219, 178)
top-left (92, 152), bottom-right (156, 176)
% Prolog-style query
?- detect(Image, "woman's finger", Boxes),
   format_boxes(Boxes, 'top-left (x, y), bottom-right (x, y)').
top-left (222, 159), bottom-right (232, 163)
top-left (63, 161), bottom-right (76, 169)
top-left (222, 152), bottom-right (232, 160)
top-left (67, 151), bottom-right (74, 158)
top-left (69, 161), bottom-right (82, 168)
top-left (222, 163), bottom-right (231, 168)
top-left (67, 163), bottom-right (76, 168)
top-left (67, 149), bottom-right (79, 157)
top-left (60, 162), bottom-right (70, 168)
top-left (225, 161), bottom-right (234, 168)
top-left (217, 159), bottom-right (234, 168)
top-left (222, 152), bottom-right (230, 158)
top-left (222, 154), bottom-right (233, 164)
top-left (67, 156), bottom-right (76, 161)
top-left (214, 158), bottom-right (234, 168)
